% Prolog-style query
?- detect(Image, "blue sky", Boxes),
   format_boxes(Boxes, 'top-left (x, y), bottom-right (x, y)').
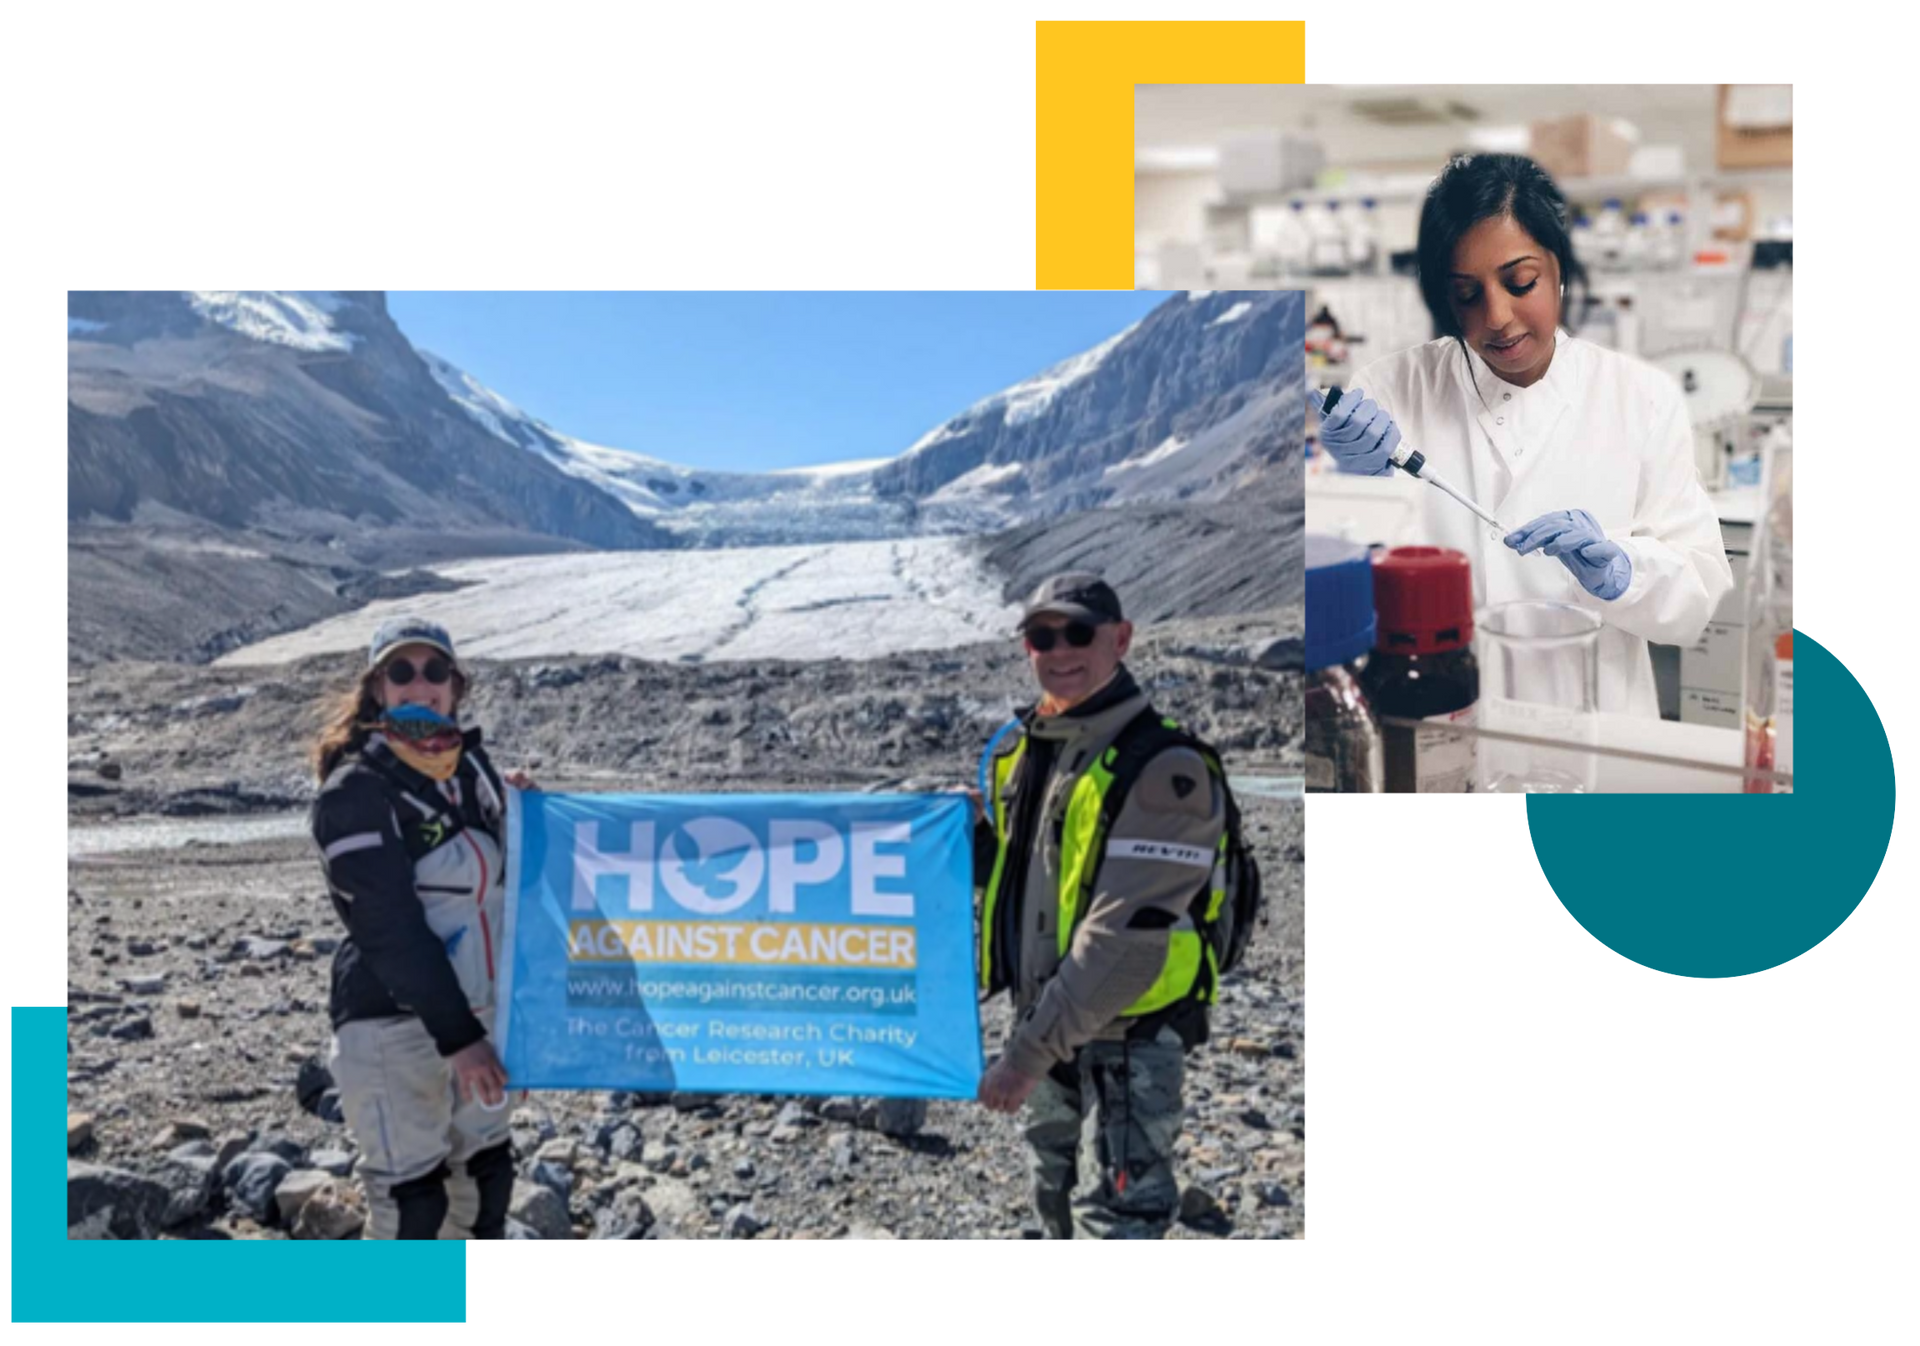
top-left (389, 292), bottom-right (1168, 471)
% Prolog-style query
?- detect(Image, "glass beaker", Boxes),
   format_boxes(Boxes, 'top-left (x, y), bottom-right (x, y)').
top-left (1476, 601), bottom-right (1602, 794)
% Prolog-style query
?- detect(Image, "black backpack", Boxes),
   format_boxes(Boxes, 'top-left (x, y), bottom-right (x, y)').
top-left (1094, 709), bottom-right (1265, 993)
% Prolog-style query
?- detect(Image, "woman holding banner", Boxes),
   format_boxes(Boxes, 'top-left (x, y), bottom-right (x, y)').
top-left (307, 616), bottom-right (533, 1240)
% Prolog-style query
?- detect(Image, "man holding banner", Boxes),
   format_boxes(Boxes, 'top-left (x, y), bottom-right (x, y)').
top-left (976, 574), bottom-right (1229, 1240)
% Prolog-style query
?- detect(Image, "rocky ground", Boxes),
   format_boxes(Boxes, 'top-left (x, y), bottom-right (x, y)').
top-left (67, 613), bottom-right (1303, 821)
top-left (67, 620), bottom-right (1304, 1240)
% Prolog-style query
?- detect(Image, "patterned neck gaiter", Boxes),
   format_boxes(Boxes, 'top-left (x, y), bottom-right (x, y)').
top-left (380, 704), bottom-right (465, 782)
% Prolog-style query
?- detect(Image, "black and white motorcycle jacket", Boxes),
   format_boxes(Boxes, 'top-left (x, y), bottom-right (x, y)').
top-left (310, 729), bottom-right (509, 1057)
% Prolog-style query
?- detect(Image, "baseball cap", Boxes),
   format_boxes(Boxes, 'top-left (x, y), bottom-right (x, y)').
top-left (1018, 572), bottom-right (1125, 632)
top-left (367, 617), bottom-right (457, 670)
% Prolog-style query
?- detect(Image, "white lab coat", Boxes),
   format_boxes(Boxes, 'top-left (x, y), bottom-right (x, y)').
top-left (1354, 331), bottom-right (1734, 716)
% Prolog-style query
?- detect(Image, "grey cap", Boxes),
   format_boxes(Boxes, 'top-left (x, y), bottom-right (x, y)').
top-left (1018, 572), bottom-right (1124, 631)
top-left (368, 617), bottom-right (457, 670)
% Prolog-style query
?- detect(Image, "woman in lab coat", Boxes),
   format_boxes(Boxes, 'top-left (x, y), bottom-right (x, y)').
top-left (1321, 153), bottom-right (1733, 717)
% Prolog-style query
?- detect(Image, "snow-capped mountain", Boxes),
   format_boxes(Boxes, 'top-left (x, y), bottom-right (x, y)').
top-left (67, 291), bottom-right (669, 558)
top-left (421, 290), bottom-right (1304, 543)
top-left (416, 352), bottom-right (920, 546)
top-left (70, 290), bottom-right (1303, 557)
top-left (870, 290), bottom-right (1304, 517)
top-left (67, 291), bottom-right (1302, 664)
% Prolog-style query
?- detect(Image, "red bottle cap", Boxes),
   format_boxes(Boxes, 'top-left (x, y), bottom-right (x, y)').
top-left (1371, 546), bottom-right (1473, 654)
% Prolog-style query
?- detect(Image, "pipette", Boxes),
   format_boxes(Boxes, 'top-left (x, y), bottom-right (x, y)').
top-left (1320, 386), bottom-right (1508, 535)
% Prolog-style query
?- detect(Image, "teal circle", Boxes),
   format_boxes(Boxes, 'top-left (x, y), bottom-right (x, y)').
top-left (1528, 630), bottom-right (1896, 977)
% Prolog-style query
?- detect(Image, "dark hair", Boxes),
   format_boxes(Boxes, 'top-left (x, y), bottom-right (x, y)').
top-left (1415, 153), bottom-right (1588, 346)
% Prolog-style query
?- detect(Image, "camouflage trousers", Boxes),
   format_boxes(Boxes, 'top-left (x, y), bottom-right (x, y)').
top-left (1022, 1024), bottom-right (1186, 1239)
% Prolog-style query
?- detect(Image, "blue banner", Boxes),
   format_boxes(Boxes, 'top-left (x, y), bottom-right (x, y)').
top-left (497, 791), bottom-right (983, 1099)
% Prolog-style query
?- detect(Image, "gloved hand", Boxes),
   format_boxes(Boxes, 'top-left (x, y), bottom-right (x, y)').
top-left (1319, 389), bottom-right (1402, 477)
top-left (1504, 509), bottom-right (1632, 600)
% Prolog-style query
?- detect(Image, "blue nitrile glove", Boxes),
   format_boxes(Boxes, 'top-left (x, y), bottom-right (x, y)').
top-left (1504, 509), bottom-right (1632, 600)
top-left (1319, 389), bottom-right (1402, 477)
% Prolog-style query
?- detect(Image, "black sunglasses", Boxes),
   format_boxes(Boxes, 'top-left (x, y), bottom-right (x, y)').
top-left (1024, 621), bottom-right (1100, 653)
top-left (383, 655), bottom-right (454, 687)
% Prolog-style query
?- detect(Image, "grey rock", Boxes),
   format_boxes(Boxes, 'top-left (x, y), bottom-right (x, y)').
top-left (274, 1168), bottom-right (334, 1226)
top-left (109, 1014), bottom-right (153, 1042)
top-left (253, 1132), bottom-right (308, 1165)
top-left (593, 1188), bottom-right (655, 1239)
top-left (816, 1096), bottom-right (861, 1123)
top-left (212, 1131), bottom-right (252, 1176)
top-left (874, 1097), bottom-right (927, 1138)
top-left (68, 1206), bottom-right (116, 1240)
top-left (535, 1137), bottom-right (581, 1166)
top-left (67, 1111), bottom-right (94, 1153)
top-left (149, 1150), bottom-right (220, 1227)
top-left (223, 1152), bottom-right (293, 1225)
top-left (530, 1160), bottom-right (572, 1202)
top-left (68, 1161), bottom-right (172, 1239)
top-left (121, 975), bottom-right (166, 994)
top-left (505, 1217), bottom-right (540, 1239)
top-left (1177, 1184), bottom-right (1226, 1228)
top-left (642, 1178), bottom-right (704, 1231)
top-left (509, 1180), bottom-right (573, 1241)
top-left (309, 1148), bottom-right (356, 1178)
top-left (292, 1180), bottom-right (367, 1239)
top-left (722, 1203), bottom-right (766, 1239)
top-left (232, 937), bottom-right (288, 961)
top-left (608, 1126), bottom-right (645, 1163)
